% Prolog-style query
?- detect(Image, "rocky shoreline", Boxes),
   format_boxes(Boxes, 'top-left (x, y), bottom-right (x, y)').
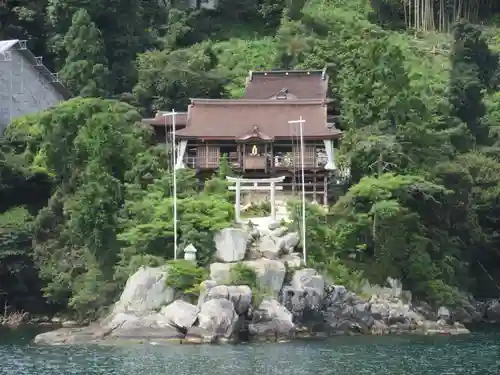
top-left (33, 264), bottom-right (500, 345)
top-left (33, 224), bottom-right (500, 346)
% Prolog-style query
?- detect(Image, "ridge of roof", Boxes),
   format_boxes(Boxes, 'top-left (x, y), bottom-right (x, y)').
top-left (0, 39), bottom-right (71, 100)
top-left (248, 67), bottom-right (327, 81)
top-left (190, 98), bottom-right (327, 105)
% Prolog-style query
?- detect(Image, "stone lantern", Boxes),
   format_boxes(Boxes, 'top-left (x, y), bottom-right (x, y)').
top-left (183, 244), bottom-right (197, 262)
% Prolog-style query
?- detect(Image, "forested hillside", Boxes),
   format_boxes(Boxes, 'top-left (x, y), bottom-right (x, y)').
top-left (2, 0), bottom-right (500, 319)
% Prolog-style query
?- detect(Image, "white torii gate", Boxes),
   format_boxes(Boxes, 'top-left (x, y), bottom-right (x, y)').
top-left (226, 176), bottom-right (286, 222)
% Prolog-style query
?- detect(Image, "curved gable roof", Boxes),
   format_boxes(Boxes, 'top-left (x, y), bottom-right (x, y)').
top-left (176, 99), bottom-right (341, 140)
top-left (243, 69), bottom-right (329, 100)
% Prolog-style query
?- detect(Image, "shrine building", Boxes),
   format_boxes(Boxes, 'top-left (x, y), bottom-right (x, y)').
top-left (141, 68), bottom-right (345, 204)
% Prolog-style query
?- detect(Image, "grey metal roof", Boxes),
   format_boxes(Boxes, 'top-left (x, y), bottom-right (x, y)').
top-left (0, 39), bottom-right (71, 99)
top-left (0, 40), bottom-right (19, 53)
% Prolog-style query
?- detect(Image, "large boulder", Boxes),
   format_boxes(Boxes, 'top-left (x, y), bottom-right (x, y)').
top-left (197, 280), bottom-right (218, 308)
top-left (187, 298), bottom-right (239, 343)
top-left (34, 326), bottom-right (105, 345)
top-left (214, 228), bottom-right (250, 262)
top-left (280, 232), bottom-right (300, 254)
top-left (281, 253), bottom-right (302, 268)
top-left (291, 268), bottom-right (325, 297)
top-left (106, 313), bottom-right (183, 340)
top-left (437, 306), bottom-right (451, 321)
top-left (321, 287), bottom-right (375, 334)
top-left (249, 297), bottom-right (295, 341)
top-left (281, 268), bottom-right (326, 317)
top-left (160, 300), bottom-right (198, 330)
top-left (35, 266), bottom-right (181, 345)
top-left (210, 258), bottom-right (286, 296)
top-left (204, 285), bottom-right (252, 315)
top-left (107, 266), bottom-right (174, 317)
top-left (256, 230), bottom-right (300, 259)
top-left (486, 300), bottom-right (500, 321)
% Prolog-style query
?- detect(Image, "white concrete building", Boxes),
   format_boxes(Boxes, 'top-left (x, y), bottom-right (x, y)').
top-left (0, 39), bottom-right (70, 136)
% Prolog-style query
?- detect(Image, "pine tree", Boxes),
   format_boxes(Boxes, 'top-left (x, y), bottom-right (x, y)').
top-left (60, 9), bottom-right (110, 97)
top-left (448, 21), bottom-right (497, 146)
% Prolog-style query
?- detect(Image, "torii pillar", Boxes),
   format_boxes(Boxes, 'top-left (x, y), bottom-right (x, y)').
top-left (227, 176), bottom-right (286, 222)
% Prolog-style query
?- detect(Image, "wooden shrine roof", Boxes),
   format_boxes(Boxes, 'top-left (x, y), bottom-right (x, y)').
top-left (176, 99), bottom-right (341, 140)
top-left (243, 69), bottom-right (329, 100)
top-left (141, 111), bottom-right (188, 127)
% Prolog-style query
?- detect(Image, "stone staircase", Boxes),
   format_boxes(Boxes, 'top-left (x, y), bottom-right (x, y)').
top-left (240, 197), bottom-right (291, 233)
top-left (275, 198), bottom-right (289, 222)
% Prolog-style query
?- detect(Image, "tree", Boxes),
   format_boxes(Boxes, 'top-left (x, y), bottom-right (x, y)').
top-left (325, 173), bottom-right (464, 304)
top-left (449, 21), bottom-right (498, 146)
top-left (117, 171), bottom-right (234, 272)
top-left (338, 34), bottom-right (411, 131)
top-left (0, 207), bottom-right (49, 314)
top-left (274, 16), bottom-right (314, 69)
top-left (14, 98), bottom-right (146, 318)
top-left (60, 9), bottom-right (110, 97)
top-left (133, 43), bottom-right (226, 114)
top-left (47, 0), bottom-right (155, 93)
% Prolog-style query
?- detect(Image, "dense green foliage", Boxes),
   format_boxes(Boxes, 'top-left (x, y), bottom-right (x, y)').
top-left (164, 260), bottom-right (208, 303)
top-left (228, 263), bottom-right (268, 306)
top-left (2, 0), bottom-right (500, 317)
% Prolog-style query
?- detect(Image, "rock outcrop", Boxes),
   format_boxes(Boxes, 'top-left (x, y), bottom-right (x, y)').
top-left (109, 266), bottom-right (174, 316)
top-left (34, 223), bottom-right (498, 346)
top-left (249, 297), bottom-right (295, 341)
top-left (214, 228), bottom-right (250, 262)
top-left (34, 267), bottom-right (473, 346)
top-left (210, 258), bottom-right (286, 296)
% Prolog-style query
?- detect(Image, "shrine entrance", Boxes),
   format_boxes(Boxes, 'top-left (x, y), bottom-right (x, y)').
top-left (236, 125), bottom-right (274, 171)
top-left (226, 176), bottom-right (286, 222)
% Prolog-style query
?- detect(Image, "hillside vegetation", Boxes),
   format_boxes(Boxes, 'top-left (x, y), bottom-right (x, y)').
top-left (2, 0), bottom-right (500, 318)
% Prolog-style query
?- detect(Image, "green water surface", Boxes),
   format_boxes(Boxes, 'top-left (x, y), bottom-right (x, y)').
top-left (0, 327), bottom-right (499, 375)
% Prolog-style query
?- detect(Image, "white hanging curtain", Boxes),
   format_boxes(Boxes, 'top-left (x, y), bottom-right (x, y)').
top-left (175, 140), bottom-right (188, 169)
top-left (323, 140), bottom-right (337, 170)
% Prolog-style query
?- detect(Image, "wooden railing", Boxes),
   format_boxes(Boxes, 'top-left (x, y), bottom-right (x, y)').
top-left (243, 155), bottom-right (267, 169)
top-left (274, 151), bottom-right (327, 168)
top-left (191, 155), bottom-right (239, 169)
top-left (184, 154), bottom-right (327, 169)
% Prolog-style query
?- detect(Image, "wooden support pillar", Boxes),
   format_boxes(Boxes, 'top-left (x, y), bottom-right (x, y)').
top-left (235, 179), bottom-right (241, 222)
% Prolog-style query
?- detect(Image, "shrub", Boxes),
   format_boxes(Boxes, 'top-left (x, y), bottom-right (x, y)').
top-left (312, 257), bottom-right (367, 294)
top-left (228, 263), bottom-right (270, 306)
top-left (229, 263), bottom-right (258, 288)
top-left (241, 200), bottom-right (271, 218)
top-left (425, 279), bottom-right (461, 308)
top-left (165, 260), bottom-right (208, 303)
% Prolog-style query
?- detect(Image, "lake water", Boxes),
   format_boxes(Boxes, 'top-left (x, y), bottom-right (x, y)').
top-left (1, 327), bottom-right (499, 375)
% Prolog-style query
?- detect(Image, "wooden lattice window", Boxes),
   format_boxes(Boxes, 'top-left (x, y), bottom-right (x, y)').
top-left (196, 145), bottom-right (207, 168)
top-left (196, 145), bottom-right (220, 168)
top-left (293, 145), bottom-right (316, 167)
top-left (207, 146), bottom-right (220, 167)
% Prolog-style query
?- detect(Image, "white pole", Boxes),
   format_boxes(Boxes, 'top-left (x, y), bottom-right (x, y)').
top-left (270, 181), bottom-right (276, 222)
top-left (288, 117), bottom-right (307, 265)
top-left (235, 179), bottom-right (241, 222)
top-left (163, 110), bottom-right (178, 260)
top-left (172, 109), bottom-right (177, 260)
